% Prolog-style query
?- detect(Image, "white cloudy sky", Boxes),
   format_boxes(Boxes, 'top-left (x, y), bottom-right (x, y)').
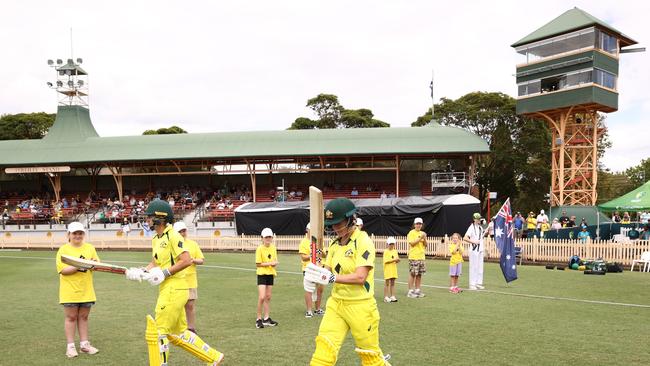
top-left (1, 0), bottom-right (647, 172)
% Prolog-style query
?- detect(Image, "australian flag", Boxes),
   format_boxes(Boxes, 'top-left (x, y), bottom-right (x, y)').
top-left (494, 198), bottom-right (518, 283)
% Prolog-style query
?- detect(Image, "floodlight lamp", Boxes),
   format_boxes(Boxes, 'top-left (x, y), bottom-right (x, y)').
top-left (56, 59), bottom-right (63, 65)
top-left (77, 80), bottom-right (84, 86)
top-left (67, 58), bottom-right (73, 64)
top-left (46, 82), bottom-right (53, 87)
top-left (76, 58), bottom-right (83, 64)
top-left (67, 80), bottom-right (74, 87)
top-left (47, 59), bottom-right (54, 65)
top-left (56, 80), bottom-right (63, 87)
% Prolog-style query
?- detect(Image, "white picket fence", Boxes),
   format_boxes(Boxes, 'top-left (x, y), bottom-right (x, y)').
top-left (1, 233), bottom-right (648, 266)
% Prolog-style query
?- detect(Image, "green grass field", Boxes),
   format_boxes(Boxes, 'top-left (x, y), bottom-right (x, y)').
top-left (1, 250), bottom-right (649, 365)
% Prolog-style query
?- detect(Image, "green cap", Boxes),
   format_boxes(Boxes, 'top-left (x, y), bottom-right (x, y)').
top-left (472, 212), bottom-right (481, 220)
top-left (324, 198), bottom-right (357, 226)
top-left (145, 199), bottom-right (174, 222)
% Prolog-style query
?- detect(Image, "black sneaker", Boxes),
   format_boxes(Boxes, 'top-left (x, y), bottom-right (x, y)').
top-left (255, 319), bottom-right (264, 329)
top-left (262, 317), bottom-right (278, 326)
top-left (314, 309), bottom-right (325, 316)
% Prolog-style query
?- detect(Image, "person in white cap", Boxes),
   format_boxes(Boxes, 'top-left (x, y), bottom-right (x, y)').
top-left (383, 237), bottom-right (400, 302)
top-left (298, 223), bottom-right (324, 318)
top-left (173, 221), bottom-right (205, 334)
top-left (464, 213), bottom-right (487, 290)
top-left (55, 222), bottom-right (100, 358)
top-left (536, 210), bottom-right (548, 230)
top-left (356, 217), bottom-right (364, 230)
top-left (255, 227), bottom-right (279, 328)
top-left (406, 217), bottom-right (427, 298)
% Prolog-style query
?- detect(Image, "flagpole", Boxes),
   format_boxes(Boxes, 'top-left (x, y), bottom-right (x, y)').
top-left (431, 69), bottom-right (435, 122)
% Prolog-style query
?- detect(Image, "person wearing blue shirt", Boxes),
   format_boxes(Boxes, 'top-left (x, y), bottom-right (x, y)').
top-left (513, 212), bottom-right (525, 239)
top-left (578, 226), bottom-right (590, 243)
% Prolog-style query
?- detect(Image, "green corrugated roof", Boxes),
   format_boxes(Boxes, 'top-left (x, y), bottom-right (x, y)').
top-left (512, 7), bottom-right (636, 48)
top-left (0, 106), bottom-right (488, 166)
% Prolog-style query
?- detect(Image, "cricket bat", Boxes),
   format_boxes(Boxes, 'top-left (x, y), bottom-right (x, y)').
top-left (60, 254), bottom-right (127, 275)
top-left (309, 186), bottom-right (324, 300)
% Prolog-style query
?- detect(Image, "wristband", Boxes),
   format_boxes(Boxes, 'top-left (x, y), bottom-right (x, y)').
top-left (162, 268), bottom-right (172, 278)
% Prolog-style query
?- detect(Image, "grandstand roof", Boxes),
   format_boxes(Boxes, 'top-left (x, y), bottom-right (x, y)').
top-left (0, 106), bottom-right (489, 166)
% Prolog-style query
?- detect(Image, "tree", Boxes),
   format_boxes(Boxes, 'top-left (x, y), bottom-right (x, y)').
top-left (0, 112), bottom-right (55, 140)
top-left (142, 126), bottom-right (188, 135)
top-left (289, 93), bottom-right (389, 129)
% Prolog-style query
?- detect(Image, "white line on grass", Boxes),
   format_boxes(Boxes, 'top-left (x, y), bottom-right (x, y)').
top-left (2, 254), bottom-right (649, 309)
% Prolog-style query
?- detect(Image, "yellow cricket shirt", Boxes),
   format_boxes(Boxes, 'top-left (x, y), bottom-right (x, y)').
top-left (180, 238), bottom-right (204, 289)
top-left (256, 243), bottom-right (278, 276)
top-left (152, 224), bottom-right (188, 290)
top-left (298, 236), bottom-right (311, 271)
top-left (406, 229), bottom-right (426, 260)
top-left (526, 217), bottom-right (537, 230)
top-left (382, 248), bottom-right (398, 280)
top-left (325, 228), bottom-right (375, 300)
top-left (448, 242), bottom-right (464, 266)
top-left (56, 242), bottom-right (99, 304)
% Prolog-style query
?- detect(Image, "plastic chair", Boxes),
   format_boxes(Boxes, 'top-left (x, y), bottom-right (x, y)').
top-left (631, 251), bottom-right (650, 272)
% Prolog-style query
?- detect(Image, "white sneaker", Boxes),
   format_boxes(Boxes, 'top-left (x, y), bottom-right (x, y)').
top-left (384, 297), bottom-right (391, 303)
top-left (468, 286), bottom-right (478, 290)
top-left (475, 284), bottom-right (485, 290)
top-left (80, 342), bottom-right (99, 355)
top-left (66, 345), bottom-right (78, 358)
top-left (407, 290), bottom-right (418, 298)
top-left (415, 290), bottom-right (426, 298)
top-left (390, 296), bottom-right (398, 302)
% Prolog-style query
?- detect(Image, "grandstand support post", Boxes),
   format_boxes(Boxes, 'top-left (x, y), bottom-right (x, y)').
top-left (46, 173), bottom-right (62, 203)
top-left (246, 160), bottom-right (257, 202)
top-left (395, 155), bottom-right (400, 198)
top-left (107, 166), bottom-right (124, 202)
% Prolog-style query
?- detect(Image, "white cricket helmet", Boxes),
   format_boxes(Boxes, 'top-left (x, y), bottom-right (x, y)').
top-left (261, 227), bottom-right (274, 237)
top-left (173, 221), bottom-right (188, 232)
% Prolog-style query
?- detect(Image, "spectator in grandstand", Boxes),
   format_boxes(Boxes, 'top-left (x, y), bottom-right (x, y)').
top-left (351, 187), bottom-right (359, 196)
top-left (255, 228), bottom-right (279, 329)
top-left (551, 218), bottom-right (562, 230)
top-left (388, 192), bottom-right (396, 198)
top-left (540, 218), bottom-right (550, 237)
top-left (621, 212), bottom-right (631, 224)
top-left (121, 218), bottom-right (131, 237)
top-left (641, 211), bottom-right (650, 224)
top-left (380, 191), bottom-right (387, 199)
top-left (580, 217), bottom-right (588, 227)
top-left (513, 212), bottom-right (525, 239)
top-left (129, 196), bottom-right (136, 207)
top-left (406, 217), bottom-right (427, 298)
top-left (568, 215), bottom-right (577, 227)
top-left (612, 211), bottom-right (621, 223)
top-left (216, 201), bottom-right (226, 210)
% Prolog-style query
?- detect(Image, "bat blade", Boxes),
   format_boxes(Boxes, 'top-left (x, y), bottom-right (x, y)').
top-left (309, 186), bottom-right (324, 264)
top-left (61, 254), bottom-right (127, 275)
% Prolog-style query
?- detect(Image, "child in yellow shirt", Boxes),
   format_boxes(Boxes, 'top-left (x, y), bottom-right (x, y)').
top-left (55, 222), bottom-right (100, 358)
top-left (448, 233), bottom-right (464, 294)
top-left (382, 237), bottom-right (400, 303)
top-left (255, 227), bottom-right (279, 329)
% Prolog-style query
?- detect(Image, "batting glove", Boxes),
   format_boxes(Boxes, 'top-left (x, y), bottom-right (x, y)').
top-left (145, 267), bottom-right (171, 286)
top-left (303, 277), bottom-right (316, 293)
top-left (125, 267), bottom-right (145, 282)
top-left (305, 263), bottom-right (336, 286)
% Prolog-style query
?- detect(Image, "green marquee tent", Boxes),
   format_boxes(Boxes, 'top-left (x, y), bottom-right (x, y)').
top-left (598, 181), bottom-right (650, 211)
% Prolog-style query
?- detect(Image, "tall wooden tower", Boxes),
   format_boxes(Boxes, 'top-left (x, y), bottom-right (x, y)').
top-left (512, 8), bottom-right (639, 206)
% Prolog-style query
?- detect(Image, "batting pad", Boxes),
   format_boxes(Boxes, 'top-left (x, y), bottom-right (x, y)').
top-left (168, 330), bottom-right (223, 364)
top-left (355, 347), bottom-right (391, 366)
top-left (310, 335), bottom-right (338, 366)
top-left (145, 315), bottom-right (169, 366)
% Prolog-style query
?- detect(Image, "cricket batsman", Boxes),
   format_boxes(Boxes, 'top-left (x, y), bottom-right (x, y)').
top-left (125, 199), bottom-right (224, 365)
top-left (304, 198), bottom-right (390, 366)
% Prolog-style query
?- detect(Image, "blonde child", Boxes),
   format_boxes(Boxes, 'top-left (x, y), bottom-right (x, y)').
top-left (448, 233), bottom-right (464, 293)
top-left (55, 222), bottom-right (100, 358)
top-left (383, 236), bottom-right (400, 303)
top-left (255, 227), bottom-right (279, 328)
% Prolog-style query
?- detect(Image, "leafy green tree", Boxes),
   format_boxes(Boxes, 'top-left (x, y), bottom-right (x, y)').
top-left (142, 126), bottom-right (188, 135)
top-left (289, 93), bottom-right (389, 129)
top-left (625, 158), bottom-right (650, 188)
top-left (0, 112), bottom-right (55, 140)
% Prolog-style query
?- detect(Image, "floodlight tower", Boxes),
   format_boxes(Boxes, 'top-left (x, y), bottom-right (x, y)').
top-left (46, 57), bottom-right (89, 107)
top-left (512, 8), bottom-right (642, 206)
